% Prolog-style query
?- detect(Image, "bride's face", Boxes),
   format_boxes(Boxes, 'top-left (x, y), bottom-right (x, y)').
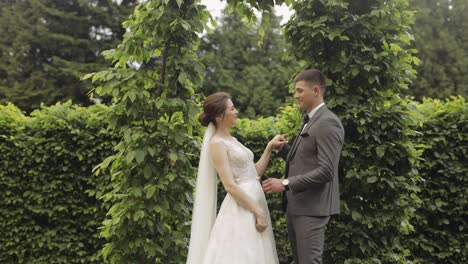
top-left (219, 99), bottom-right (238, 127)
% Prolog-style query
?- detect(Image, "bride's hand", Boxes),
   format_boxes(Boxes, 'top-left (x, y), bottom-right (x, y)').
top-left (269, 134), bottom-right (288, 150)
top-left (255, 212), bottom-right (268, 233)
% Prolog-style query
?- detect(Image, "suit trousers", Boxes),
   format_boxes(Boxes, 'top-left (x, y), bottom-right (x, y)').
top-left (287, 209), bottom-right (330, 264)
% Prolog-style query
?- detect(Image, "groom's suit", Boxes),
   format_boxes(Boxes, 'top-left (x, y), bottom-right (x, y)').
top-left (278, 105), bottom-right (344, 264)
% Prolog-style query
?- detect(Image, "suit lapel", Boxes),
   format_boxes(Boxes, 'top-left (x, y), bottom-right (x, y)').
top-left (286, 106), bottom-right (327, 162)
top-left (286, 129), bottom-right (302, 162)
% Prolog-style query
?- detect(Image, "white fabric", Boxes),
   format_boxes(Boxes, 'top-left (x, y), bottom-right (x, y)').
top-left (201, 137), bottom-right (278, 264)
top-left (187, 122), bottom-right (217, 264)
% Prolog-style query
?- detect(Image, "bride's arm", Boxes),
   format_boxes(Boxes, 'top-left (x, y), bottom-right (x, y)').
top-left (210, 140), bottom-right (265, 220)
top-left (255, 135), bottom-right (287, 177)
top-left (254, 142), bottom-right (274, 177)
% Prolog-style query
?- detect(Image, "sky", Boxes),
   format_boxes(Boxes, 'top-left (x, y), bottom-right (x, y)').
top-left (200, 0), bottom-right (293, 24)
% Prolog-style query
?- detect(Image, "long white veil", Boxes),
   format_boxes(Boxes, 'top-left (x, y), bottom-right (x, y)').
top-left (186, 122), bottom-right (217, 264)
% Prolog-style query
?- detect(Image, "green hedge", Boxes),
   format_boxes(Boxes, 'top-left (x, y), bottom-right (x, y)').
top-left (1, 97), bottom-right (466, 263)
top-left (233, 100), bottom-right (422, 264)
top-left (0, 102), bottom-right (117, 264)
top-left (233, 97), bottom-right (468, 264)
top-left (407, 97), bottom-right (468, 263)
top-left (284, 0), bottom-right (424, 262)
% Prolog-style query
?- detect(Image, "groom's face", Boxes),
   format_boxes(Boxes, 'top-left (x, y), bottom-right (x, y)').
top-left (294, 80), bottom-right (319, 112)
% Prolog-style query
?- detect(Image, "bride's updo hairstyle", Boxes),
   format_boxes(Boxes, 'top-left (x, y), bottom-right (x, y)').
top-left (199, 92), bottom-right (232, 127)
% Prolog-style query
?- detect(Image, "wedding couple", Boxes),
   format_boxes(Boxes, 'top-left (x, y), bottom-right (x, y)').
top-left (187, 69), bottom-right (345, 264)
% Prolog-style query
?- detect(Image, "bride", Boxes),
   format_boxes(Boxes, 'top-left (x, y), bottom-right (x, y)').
top-left (186, 92), bottom-right (285, 264)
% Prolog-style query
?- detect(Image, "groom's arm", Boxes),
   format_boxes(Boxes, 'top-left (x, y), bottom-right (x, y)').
top-left (288, 117), bottom-right (344, 194)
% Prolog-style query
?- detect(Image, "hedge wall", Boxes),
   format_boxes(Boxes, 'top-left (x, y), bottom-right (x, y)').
top-left (233, 97), bottom-right (467, 264)
top-left (1, 97), bottom-right (466, 263)
top-left (407, 97), bottom-right (468, 263)
top-left (0, 102), bottom-right (117, 264)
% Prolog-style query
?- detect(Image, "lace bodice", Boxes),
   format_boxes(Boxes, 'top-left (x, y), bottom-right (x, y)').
top-left (201, 138), bottom-right (279, 264)
top-left (220, 138), bottom-right (260, 184)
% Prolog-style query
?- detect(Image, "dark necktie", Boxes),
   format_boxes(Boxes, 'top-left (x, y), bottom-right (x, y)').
top-left (302, 114), bottom-right (310, 127)
top-left (298, 114), bottom-right (310, 138)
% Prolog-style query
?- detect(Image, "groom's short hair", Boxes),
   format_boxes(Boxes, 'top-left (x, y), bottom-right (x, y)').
top-left (294, 69), bottom-right (327, 95)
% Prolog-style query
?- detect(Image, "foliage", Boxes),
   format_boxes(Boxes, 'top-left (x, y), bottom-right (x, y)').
top-left (0, 102), bottom-right (116, 264)
top-left (233, 97), bottom-right (467, 264)
top-left (2, 1), bottom-right (466, 264)
top-left (84, 0), bottom-right (212, 262)
top-left (406, 97), bottom-right (468, 263)
top-left (408, 0), bottom-right (468, 99)
top-left (283, 0), bottom-right (424, 262)
top-left (1, 97), bottom-right (466, 264)
top-left (0, 0), bottom-right (137, 112)
top-left (199, 8), bottom-right (299, 118)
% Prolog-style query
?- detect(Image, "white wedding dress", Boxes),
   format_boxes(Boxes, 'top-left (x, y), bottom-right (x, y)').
top-left (201, 137), bottom-right (279, 264)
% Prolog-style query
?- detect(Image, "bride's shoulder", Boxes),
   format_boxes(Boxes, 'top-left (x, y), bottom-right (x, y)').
top-left (210, 136), bottom-right (233, 149)
top-left (209, 136), bottom-right (226, 147)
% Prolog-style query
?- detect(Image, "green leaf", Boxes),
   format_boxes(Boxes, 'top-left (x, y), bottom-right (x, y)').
top-left (100, 156), bottom-right (114, 170)
top-left (367, 176), bottom-right (378, 183)
top-left (156, 99), bottom-right (164, 109)
top-left (144, 164), bottom-right (153, 178)
top-left (376, 146), bottom-right (385, 158)
top-left (128, 91), bottom-right (136, 102)
top-left (146, 186), bottom-right (156, 199)
top-left (81, 73), bottom-right (94, 80)
top-left (135, 149), bottom-right (146, 163)
top-left (351, 210), bottom-right (362, 220)
top-left (167, 173), bottom-right (175, 182)
top-left (134, 210), bottom-right (145, 221)
top-left (169, 152), bottom-right (178, 163)
top-left (126, 150), bottom-right (135, 163)
top-left (178, 72), bottom-right (188, 84)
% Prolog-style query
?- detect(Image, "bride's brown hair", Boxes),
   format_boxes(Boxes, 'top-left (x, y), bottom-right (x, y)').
top-left (199, 92), bottom-right (232, 127)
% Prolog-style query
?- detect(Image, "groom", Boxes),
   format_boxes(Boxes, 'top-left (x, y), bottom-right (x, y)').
top-left (262, 69), bottom-right (344, 264)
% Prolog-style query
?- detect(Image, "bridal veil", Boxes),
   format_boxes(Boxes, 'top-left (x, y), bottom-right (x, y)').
top-left (186, 123), bottom-right (217, 264)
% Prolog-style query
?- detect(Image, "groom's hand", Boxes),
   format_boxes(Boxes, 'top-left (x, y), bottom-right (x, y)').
top-left (262, 178), bottom-right (285, 194)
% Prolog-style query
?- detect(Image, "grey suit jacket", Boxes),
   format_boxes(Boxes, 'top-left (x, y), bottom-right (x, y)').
top-left (278, 106), bottom-right (344, 216)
